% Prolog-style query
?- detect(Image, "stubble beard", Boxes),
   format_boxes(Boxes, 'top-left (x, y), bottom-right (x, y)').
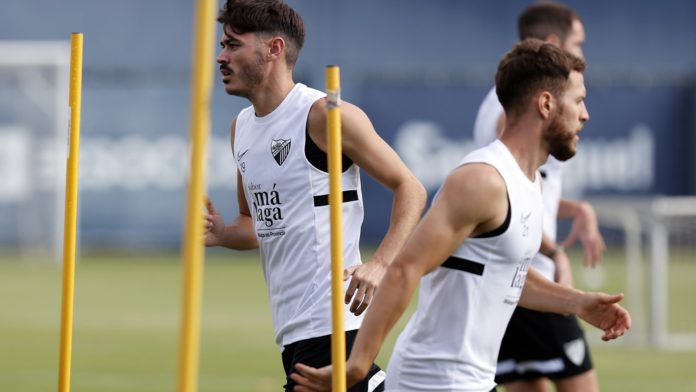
top-left (226, 50), bottom-right (266, 99)
top-left (544, 105), bottom-right (577, 162)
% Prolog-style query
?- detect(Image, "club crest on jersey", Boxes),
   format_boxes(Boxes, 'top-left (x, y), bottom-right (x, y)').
top-left (271, 139), bottom-right (291, 166)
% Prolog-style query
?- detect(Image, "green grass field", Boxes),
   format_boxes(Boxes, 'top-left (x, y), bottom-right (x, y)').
top-left (1, 249), bottom-right (695, 391)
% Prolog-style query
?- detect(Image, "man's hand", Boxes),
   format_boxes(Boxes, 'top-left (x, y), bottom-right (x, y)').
top-left (344, 261), bottom-right (387, 316)
top-left (204, 198), bottom-right (225, 247)
top-left (561, 202), bottom-right (606, 268)
top-left (291, 362), bottom-right (365, 392)
top-left (290, 364), bottom-right (333, 392)
top-left (576, 292), bottom-right (631, 341)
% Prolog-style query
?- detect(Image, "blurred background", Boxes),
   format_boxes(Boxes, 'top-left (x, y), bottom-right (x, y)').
top-left (1, 0), bottom-right (695, 391)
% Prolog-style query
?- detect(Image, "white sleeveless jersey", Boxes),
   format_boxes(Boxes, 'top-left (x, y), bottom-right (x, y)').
top-left (233, 83), bottom-right (364, 347)
top-left (472, 87), bottom-right (504, 148)
top-left (472, 86), bottom-right (564, 280)
top-left (386, 140), bottom-right (544, 391)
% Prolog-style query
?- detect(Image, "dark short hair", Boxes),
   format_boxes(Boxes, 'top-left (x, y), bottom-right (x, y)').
top-left (495, 38), bottom-right (586, 117)
top-left (518, 2), bottom-right (580, 43)
top-left (217, 0), bottom-right (305, 67)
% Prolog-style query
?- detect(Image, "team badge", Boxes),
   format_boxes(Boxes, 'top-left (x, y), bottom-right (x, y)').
top-left (271, 139), bottom-right (291, 166)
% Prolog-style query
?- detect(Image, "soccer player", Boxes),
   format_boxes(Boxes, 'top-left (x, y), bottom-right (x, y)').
top-left (473, 3), bottom-right (605, 391)
top-left (291, 39), bottom-right (631, 392)
top-left (204, 1), bottom-right (426, 391)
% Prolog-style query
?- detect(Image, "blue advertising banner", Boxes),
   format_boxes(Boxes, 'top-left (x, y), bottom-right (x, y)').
top-left (355, 80), bottom-right (694, 243)
top-left (0, 79), bottom-right (692, 249)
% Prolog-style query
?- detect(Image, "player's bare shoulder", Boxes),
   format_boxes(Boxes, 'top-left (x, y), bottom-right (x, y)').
top-left (439, 163), bottom-right (508, 234)
top-left (448, 162), bottom-right (506, 198)
top-left (306, 97), bottom-right (369, 150)
top-left (307, 97), bottom-right (369, 129)
top-left (306, 98), bottom-right (328, 148)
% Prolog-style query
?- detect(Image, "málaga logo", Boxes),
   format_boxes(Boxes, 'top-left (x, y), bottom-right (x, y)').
top-left (271, 139), bottom-right (291, 166)
top-left (251, 183), bottom-right (284, 228)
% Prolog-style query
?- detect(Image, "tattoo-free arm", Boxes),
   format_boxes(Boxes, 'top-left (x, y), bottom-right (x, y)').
top-left (204, 118), bottom-right (258, 250)
top-left (307, 100), bottom-right (427, 315)
top-left (519, 268), bottom-right (630, 341)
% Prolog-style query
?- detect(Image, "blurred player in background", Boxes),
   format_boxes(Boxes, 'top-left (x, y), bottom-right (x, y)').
top-left (292, 39), bottom-right (630, 392)
top-left (204, 0), bottom-right (426, 390)
top-left (472, 2), bottom-right (606, 391)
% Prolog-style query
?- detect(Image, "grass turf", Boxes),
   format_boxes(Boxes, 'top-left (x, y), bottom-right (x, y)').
top-left (0, 249), bottom-right (694, 391)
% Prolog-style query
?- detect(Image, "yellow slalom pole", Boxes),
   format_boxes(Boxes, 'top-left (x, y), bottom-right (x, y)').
top-left (326, 65), bottom-right (346, 392)
top-left (58, 32), bottom-right (83, 392)
top-left (177, 0), bottom-right (216, 391)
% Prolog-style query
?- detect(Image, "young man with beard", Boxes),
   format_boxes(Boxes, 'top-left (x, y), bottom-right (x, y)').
top-left (204, 1), bottom-right (426, 391)
top-left (473, 3), bottom-right (606, 391)
top-left (291, 39), bottom-right (631, 392)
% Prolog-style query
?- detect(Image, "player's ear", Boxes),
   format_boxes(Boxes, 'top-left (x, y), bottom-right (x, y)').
top-left (268, 36), bottom-right (285, 61)
top-left (537, 91), bottom-right (554, 120)
top-left (545, 34), bottom-right (562, 47)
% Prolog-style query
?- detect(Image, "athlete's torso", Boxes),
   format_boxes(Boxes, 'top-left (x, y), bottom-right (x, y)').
top-left (386, 140), bottom-right (544, 391)
top-left (234, 83), bottom-right (365, 347)
top-left (472, 86), bottom-right (565, 280)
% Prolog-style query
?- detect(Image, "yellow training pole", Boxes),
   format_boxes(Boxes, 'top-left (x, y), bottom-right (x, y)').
top-left (58, 32), bottom-right (83, 392)
top-left (326, 65), bottom-right (346, 392)
top-left (177, 0), bottom-right (216, 391)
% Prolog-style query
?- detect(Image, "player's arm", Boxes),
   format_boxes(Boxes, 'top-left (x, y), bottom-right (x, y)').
top-left (519, 267), bottom-right (630, 341)
top-left (558, 198), bottom-right (606, 267)
top-left (204, 118), bottom-right (258, 250)
top-left (291, 164), bottom-right (507, 391)
top-left (539, 233), bottom-right (573, 287)
top-left (533, 170), bottom-right (572, 286)
top-left (307, 99), bottom-right (427, 315)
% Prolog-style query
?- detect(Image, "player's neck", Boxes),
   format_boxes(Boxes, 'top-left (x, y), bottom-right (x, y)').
top-left (501, 120), bottom-right (548, 180)
top-left (250, 72), bottom-right (296, 117)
